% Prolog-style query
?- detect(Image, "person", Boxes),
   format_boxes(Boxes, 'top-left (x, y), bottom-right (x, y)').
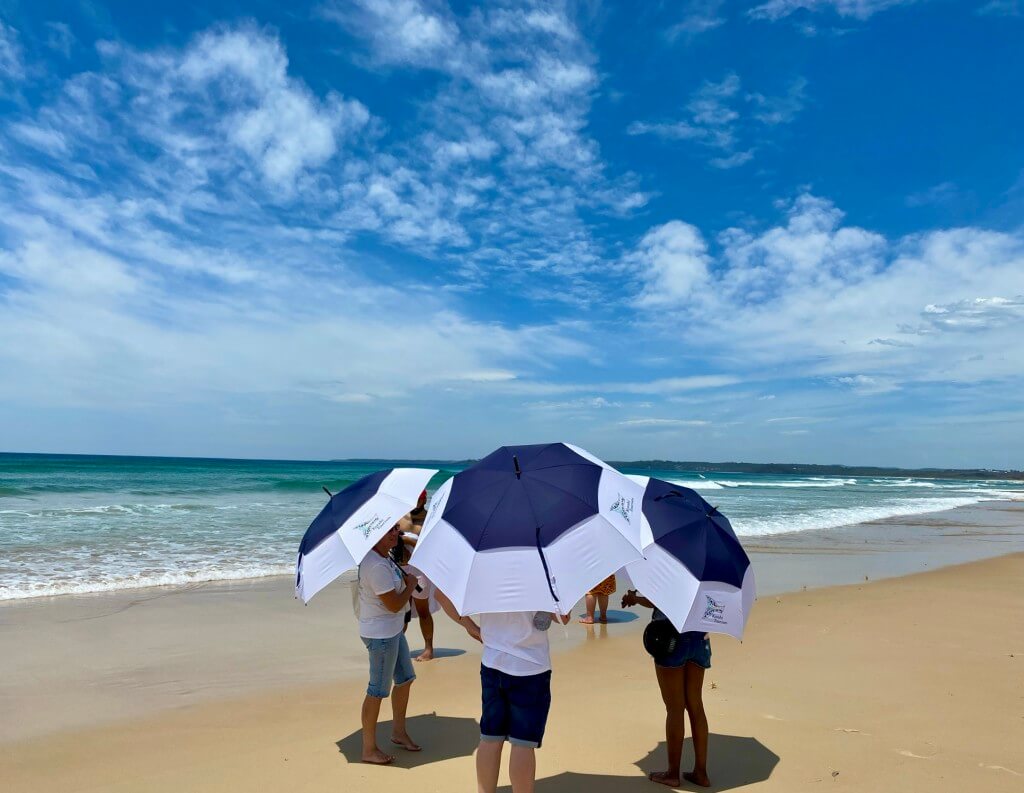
top-left (621, 589), bottom-right (712, 788)
top-left (396, 490), bottom-right (436, 660)
top-left (357, 524), bottom-right (422, 765)
top-left (579, 574), bottom-right (616, 624)
top-left (436, 593), bottom-right (570, 793)
top-left (391, 531), bottom-right (440, 661)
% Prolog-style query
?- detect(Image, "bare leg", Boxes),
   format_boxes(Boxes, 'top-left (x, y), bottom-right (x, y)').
top-left (476, 739), bottom-right (503, 793)
top-left (414, 598), bottom-right (435, 661)
top-left (389, 680), bottom-right (420, 751)
top-left (597, 593), bottom-right (609, 622)
top-left (649, 664), bottom-right (685, 787)
top-left (509, 745), bottom-right (537, 793)
top-left (579, 593), bottom-right (596, 623)
top-left (683, 663), bottom-right (710, 787)
top-left (360, 694), bottom-right (394, 764)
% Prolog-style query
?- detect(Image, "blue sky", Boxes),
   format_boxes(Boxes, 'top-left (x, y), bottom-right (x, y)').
top-left (0, 0), bottom-right (1022, 467)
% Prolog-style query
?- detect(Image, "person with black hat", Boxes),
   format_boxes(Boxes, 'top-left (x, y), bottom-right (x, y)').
top-left (622, 588), bottom-right (712, 788)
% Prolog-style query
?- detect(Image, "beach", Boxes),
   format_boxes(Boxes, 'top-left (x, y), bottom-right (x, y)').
top-left (2, 501), bottom-right (1023, 791)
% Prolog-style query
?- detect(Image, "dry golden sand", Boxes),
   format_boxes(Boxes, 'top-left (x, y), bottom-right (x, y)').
top-left (2, 553), bottom-right (1022, 792)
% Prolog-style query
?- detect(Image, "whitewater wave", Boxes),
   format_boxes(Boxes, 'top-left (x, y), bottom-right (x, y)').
top-left (717, 478), bottom-right (857, 489)
top-left (733, 495), bottom-right (1014, 537)
top-left (665, 478), bottom-right (724, 491)
top-left (0, 563), bottom-right (296, 601)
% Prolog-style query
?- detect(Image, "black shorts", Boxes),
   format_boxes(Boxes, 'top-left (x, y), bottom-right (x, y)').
top-left (479, 664), bottom-right (552, 748)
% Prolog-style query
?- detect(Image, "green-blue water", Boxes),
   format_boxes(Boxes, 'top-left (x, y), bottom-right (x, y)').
top-left (2, 453), bottom-right (1022, 600)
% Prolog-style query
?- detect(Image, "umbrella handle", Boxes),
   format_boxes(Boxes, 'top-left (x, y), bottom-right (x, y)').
top-left (535, 526), bottom-right (559, 605)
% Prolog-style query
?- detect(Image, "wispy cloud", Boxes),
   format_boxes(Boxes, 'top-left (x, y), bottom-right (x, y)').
top-left (628, 73), bottom-right (806, 168)
top-left (667, 0), bottom-right (728, 40)
top-left (619, 418), bottom-right (710, 428)
top-left (748, 0), bottom-right (918, 21)
top-left (976, 0), bottom-right (1021, 16)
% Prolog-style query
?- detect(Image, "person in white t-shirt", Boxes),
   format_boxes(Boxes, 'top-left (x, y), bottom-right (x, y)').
top-left (357, 524), bottom-right (422, 765)
top-left (435, 595), bottom-right (569, 793)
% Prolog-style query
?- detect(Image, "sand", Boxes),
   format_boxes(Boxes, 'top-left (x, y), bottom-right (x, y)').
top-left (2, 546), bottom-right (1023, 792)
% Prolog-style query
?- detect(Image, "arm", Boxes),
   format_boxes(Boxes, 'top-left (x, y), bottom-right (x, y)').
top-left (435, 589), bottom-right (482, 642)
top-left (621, 590), bottom-right (655, 609)
top-left (376, 572), bottom-right (419, 613)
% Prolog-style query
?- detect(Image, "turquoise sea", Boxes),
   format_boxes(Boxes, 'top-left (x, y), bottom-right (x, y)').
top-left (1, 453), bottom-right (1022, 601)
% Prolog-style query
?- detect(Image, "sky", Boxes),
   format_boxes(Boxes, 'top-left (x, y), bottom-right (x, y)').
top-left (0, 0), bottom-right (1022, 468)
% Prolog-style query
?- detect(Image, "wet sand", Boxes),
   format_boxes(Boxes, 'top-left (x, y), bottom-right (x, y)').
top-left (1, 502), bottom-right (1023, 791)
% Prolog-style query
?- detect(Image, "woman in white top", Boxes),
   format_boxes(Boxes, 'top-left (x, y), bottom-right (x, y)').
top-left (357, 524), bottom-right (421, 765)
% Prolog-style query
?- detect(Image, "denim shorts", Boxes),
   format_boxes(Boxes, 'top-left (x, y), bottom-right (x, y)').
top-left (656, 631), bottom-right (712, 670)
top-left (479, 664), bottom-right (552, 748)
top-left (362, 632), bottom-right (416, 698)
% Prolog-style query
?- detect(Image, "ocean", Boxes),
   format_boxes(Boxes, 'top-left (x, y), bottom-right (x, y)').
top-left (2, 452), bottom-right (1022, 601)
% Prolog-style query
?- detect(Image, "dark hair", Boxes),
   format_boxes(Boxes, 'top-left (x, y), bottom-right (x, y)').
top-left (390, 536), bottom-right (409, 566)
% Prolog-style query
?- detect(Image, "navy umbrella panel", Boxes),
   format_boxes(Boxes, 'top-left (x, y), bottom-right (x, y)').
top-left (624, 475), bottom-right (755, 638)
top-left (295, 467), bottom-right (437, 604)
top-left (411, 443), bottom-right (644, 616)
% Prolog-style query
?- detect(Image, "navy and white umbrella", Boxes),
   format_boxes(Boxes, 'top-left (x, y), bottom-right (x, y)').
top-left (295, 468), bottom-right (437, 603)
top-left (408, 443), bottom-right (643, 616)
top-left (624, 475), bottom-right (755, 639)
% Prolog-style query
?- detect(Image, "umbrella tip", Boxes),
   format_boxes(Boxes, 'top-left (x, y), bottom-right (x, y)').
top-left (322, 485), bottom-right (333, 498)
top-left (513, 454), bottom-right (522, 479)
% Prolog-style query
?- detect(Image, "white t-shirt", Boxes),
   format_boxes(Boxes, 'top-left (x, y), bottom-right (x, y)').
top-left (357, 552), bottom-right (407, 639)
top-left (480, 612), bottom-right (552, 677)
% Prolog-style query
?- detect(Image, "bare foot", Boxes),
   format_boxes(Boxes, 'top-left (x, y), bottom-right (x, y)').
top-left (579, 615), bottom-right (595, 624)
top-left (599, 613), bottom-right (608, 624)
top-left (648, 770), bottom-right (681, 787)
top-left (361, 748), bottom-right (395, 765)
top-left (390, 733), bottom-right (422, 752)
top-left (683, 771), bottom-right (711, 787)
top-left (415, 648), bottom-right (435, 662)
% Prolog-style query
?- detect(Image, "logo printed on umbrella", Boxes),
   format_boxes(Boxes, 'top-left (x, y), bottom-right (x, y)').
top-left (353, 514), bottom-right (390, 539)
top-left (610, 494), bottom-right (635, 523)
top-left (702, 595), bottom-right (727, 624)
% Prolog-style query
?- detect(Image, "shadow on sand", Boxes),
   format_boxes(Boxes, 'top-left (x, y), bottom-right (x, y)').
top-left (410, 647), bottom-right (467, 659)
top-left (498, 733), bottom-right (778, 792)
top-left (336, 712), bottom-right (479, 768)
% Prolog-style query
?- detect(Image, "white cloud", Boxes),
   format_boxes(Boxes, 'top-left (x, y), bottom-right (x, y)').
top-left (175, 28), bottom-right (370, 190)
top-left (626, 193), bottom-right (1024, 392)
top-left (321, 0), bottom-right (461, 69)
top-left (629, 221), bottom-right (711, 306)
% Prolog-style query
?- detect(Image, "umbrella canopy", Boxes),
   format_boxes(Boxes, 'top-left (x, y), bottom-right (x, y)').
top-left (625, 475), bottom-right (755, 638)
top-left (295, 467), bottom-right (437, 603)
top-left (409, 443), bottom-right (643, 616)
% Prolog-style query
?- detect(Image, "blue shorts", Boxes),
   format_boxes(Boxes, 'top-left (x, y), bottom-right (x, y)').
top-left (362, 632), bottom-right (416, 698)
top-left (656, 631), bottom-right (712, 669)
top-left (479, 664), bottom-right (552, 748)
